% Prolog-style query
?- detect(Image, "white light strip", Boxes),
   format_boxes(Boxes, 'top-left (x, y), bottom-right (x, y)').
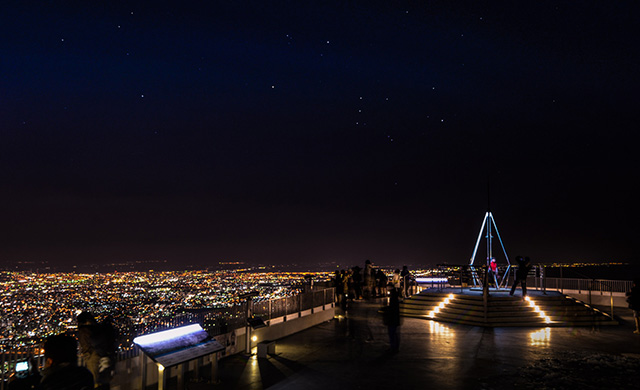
top-left (133, 324), bottom-right (203, 347)
top-left (416, 277), bottom-right (449, 283)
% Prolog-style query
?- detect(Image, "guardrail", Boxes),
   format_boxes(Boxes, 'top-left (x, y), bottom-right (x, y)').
top-left (0, 287), bottom-right (335, 389)
top-left (533, 277), bottom-right (632, 295)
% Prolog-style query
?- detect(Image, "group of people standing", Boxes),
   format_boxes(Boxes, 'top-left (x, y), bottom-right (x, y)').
top-left (333, 260), bottom-right (415, 309)
top-left (332, 260), bottom-right (413, 354)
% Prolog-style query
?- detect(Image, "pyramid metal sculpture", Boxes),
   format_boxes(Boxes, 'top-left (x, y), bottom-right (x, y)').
top-left (468, 209), bottom-right (511, 289)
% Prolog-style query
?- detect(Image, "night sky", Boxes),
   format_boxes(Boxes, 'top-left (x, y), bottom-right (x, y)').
top-left (1, 1), bottom-right (638, 268)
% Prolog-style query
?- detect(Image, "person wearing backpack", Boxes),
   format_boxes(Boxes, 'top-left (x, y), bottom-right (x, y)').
top-left (77, 312), bottom-right (116, 389)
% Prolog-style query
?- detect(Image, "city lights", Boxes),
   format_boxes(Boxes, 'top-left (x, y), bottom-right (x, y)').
top-left (0, 269), bottom-right (332, 351)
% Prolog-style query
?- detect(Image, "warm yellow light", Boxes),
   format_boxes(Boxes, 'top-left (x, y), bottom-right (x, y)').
top-left (444, 298), bottom-right (450, 304)
top-left (438, 302), bottom-right (445, 309)
top-left (434, 307), bottom-right (440, 313)
top-left (251, 336), bottom-right (257, 342)
top-left (448, 294), bottom-right (454, 299)
top-left (524, 296), bottom-right (531, 302)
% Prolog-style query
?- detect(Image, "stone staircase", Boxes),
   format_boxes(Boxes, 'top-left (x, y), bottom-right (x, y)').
top-left (400, 290), bottom-right (617, 327)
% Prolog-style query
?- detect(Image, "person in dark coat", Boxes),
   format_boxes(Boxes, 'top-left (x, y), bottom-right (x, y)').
top-left (509, 256), bottom-right (532, 297)
top-left (400, 265), bottom-right (411, 298)
top-left (40, 335), bottom-right (94, 390)
top-left (376, 269), bottom-right (388, 297)
top-left (352, 266), bottom-right (363, 300)
top-left (383, 287), bottom-right (401, 352)
top-left (626, 278), bottom-right (640, 334)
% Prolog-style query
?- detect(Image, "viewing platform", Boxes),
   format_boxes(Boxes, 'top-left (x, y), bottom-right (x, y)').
top-left (197, 297), bottom-right (640, 390)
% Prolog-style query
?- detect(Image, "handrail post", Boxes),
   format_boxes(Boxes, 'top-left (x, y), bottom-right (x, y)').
top-left (610, 288), bottom-right (614, 320)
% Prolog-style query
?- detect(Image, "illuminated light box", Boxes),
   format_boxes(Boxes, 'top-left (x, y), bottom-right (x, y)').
top-left (133, 324), bottom-right (224, 367)
top-left (415, 277), bottom-right (449, 283)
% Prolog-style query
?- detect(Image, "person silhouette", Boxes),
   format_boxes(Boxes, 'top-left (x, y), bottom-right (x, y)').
top-left (509, 256), bottom-right (532, 297)
top-left (40, 334), bottom-right (94, 390)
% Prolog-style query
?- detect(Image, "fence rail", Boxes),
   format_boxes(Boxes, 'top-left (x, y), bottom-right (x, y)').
top-left (531, 277), bottom-right (632, 295)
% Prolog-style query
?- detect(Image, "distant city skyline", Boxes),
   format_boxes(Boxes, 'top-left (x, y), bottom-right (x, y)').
top-left (1, 1), bottom-right (638, 267)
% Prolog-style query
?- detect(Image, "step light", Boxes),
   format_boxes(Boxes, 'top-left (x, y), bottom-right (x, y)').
top-left (428, 294), bottom-right (455, 319)
top-left (524, 296), bottom-right (551, 324)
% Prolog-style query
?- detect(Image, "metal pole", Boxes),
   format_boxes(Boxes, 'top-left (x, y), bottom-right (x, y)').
top-left (177, 363), bottom-right (184, 390)
top-left (1, 350), bottom-right (5, 390)
top-left (610, 289), bottom-right (614, 320)
top-left (157, 364), bottom-right (166, 390)
top-left (245, 300), bottom-right (252, 354)
top-left (483, 267), bottom-right (488, 325)
top-left (140, 353), bottom-right (147, 390)
top-left (210, 353), bottom-right (218, 384)
top-left (487, 214), bottom-right (493, 261)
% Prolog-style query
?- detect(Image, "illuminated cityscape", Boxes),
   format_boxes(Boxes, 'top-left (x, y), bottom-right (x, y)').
top-left (0, 269), bottom-right (334, 351)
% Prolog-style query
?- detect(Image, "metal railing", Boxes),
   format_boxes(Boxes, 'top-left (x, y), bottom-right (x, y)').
top-left (0, 287), bottom-right (335, 389)
top-left (252, 288), bottom-right (334, 321)
top-left (536, 277), bottom-right (632, 295)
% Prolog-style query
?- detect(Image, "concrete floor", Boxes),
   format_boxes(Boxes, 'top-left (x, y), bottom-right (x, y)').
top-left (192, 297), bottom-right (640, 390)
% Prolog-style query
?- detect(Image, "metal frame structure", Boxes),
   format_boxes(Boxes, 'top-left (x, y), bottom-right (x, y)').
top-left (469, 211), bottom-right (511, 288)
